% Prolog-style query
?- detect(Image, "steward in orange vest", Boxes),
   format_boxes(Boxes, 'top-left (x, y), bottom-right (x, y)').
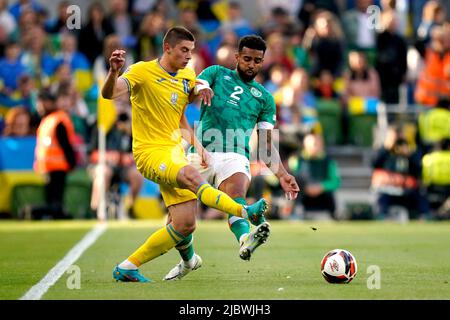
top-left (415, 25), bottom-right (450, 107)
top-left (34, 109), bottom-right (77, 173)
top-left (29, 89), bottom-right (76, 219)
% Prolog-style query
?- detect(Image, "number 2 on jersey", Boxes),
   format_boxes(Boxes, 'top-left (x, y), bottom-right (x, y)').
top-left (230, 86), bottom-right (243, 100)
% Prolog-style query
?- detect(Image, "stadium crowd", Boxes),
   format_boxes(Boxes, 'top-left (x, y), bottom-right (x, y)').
top-left (0, 0), bottom-right (449, 221)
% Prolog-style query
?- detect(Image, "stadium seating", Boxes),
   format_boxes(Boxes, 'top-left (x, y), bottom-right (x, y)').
top-left (316, 98), bottom-right (343, 145)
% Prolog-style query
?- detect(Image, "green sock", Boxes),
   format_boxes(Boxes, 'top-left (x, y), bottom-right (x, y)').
top-left (175, 233), bottom-right (195, 262)
top-left (228, 197), bottom-right (250, 243)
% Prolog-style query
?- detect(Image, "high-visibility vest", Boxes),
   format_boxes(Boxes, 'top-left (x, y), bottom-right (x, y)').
top-left (422, 150), bottom-right (450, 186)
top-left (415, 48), bottom-right (450, 107)
top-left (418, 108), bottom-right (450, 144)
top-left (34, 110), bottom-right (76, 174)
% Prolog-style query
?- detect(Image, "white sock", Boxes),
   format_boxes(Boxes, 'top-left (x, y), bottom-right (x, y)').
top-left (241, 207), bottom-right (249, 219)
top-left (184, 255), bottom-right (197, 269)
top-left (239, 233), bottom-right (249, 244)
top-left (119, 259), bottom-right (138, 270)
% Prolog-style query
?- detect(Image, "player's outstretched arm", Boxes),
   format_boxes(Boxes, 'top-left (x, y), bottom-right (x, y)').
top-left (101, 49), bottom-right (129, 100)
top-left (257, 129), bottom-right (300, 200)
top-left (189, 79), bottom-right (213, 106)
top-left (180, 111), bottom-right (211, 168)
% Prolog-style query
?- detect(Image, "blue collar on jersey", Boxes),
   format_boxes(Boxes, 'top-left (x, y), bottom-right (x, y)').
top-left (157, 58), bottom-right (177, 77)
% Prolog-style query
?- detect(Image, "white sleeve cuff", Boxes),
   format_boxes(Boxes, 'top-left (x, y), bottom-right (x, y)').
top-left (194, 79), bottom-right (211, 95)
top-left (257, 122), bottom-right (275, 130)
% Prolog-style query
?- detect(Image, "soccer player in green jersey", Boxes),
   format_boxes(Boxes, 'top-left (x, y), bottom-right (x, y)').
top-left (164, 35), bottom-right (300, 281)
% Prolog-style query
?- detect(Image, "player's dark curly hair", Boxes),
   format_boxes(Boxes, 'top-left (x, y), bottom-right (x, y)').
top-left (238, 35), bottom-right (267, 54)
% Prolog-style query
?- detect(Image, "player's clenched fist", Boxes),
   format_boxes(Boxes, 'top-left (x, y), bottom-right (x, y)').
top-left (109, 49), bottom-right (126, 73)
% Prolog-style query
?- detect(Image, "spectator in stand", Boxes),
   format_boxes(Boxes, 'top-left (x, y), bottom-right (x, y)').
top-left (342, 0), bottom-right (377, 53)
top-left (313, 69), bottom-right (339, 99)
top-left (2, 106), bottom-right (32, 136)
top-left (131, 0), bottom-right (158, 21)
top-left (45, 1), bottom-right (71, 34)
top-left (177, 4), bottom-right (206, 36)
top-left (0, 40), bottom-right (26, 93)
top-left (297, 0), bottom-right (341, 29)
top-left (56, 33), bottom-right (90, 71)
top-left (264, 63), bottom-right (290, 94)
top-left (375, 10), bottom-right (408, 104)
top-left (343, 50), bottom-right (381, 100)
top-left (0, 73), bottom-right (36, 114)
top-left (415, 24), bottom-right (450, 107)
top-left (10, 6), bottom-right (36, 43)
top-left (416, 0), bottom-right (446, 56)
top-left (78, 2), bottom-right (114, 66)
top-left (263, 32), bottom-right (294, 75)
top-left (289, 68), bottom-right (321, 132)
top-left (422, 138), bottom-right (450, 219)
top-left (260, 6), bottom-right (301, 38)
top-left (20, 26), bottom-right (59, 89)
top-left (342, 50), bottom-right (380, 144)
top-left (371, 126), bottom-right (430, 220)
top-left (290, 133), bottom-right (341, 219)
top-left (214, 43), bottom-right (236, 69)
top-left (8, 0), bottom-right (45, 22)
top-left (0, 0), bottom-right (16, 38)
top-left (106, 0), bottom-right (138, 49)
top-left (220, 1), bottom-right (255, 37)
top-left (303, 10), bottom-right (344, 78)
top-left (285, 25), bottom-right (310, 72)
top-left (134, 10), bottom-right (165, 61)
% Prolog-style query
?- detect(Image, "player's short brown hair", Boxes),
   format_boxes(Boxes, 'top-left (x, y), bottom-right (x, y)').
top-left (163, 26), bottom-right (195, 47)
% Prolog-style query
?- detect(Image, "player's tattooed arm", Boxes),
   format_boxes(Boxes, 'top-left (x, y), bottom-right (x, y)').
top-left (191, 79), bottom-right (213, 106)
top-left (180, 109), bottom-right (211, 168)
top-left (258, 129), bottom-right (300, 200)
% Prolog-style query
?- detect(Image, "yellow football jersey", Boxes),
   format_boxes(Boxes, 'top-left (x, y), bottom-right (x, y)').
top-left (120, 59), bottom-right (196, 154)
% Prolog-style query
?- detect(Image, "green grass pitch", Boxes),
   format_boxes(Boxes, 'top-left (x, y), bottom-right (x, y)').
top-left (1, 220), bottom-right (450, 300)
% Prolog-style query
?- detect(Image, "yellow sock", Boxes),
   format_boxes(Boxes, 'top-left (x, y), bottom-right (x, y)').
top-left (196, 183), bottom-right (244, 217)
top-left (128, 224), bottom-right (184, 267)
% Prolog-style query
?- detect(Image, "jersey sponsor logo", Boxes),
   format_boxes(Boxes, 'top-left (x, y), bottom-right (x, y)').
top-left (171, 92), bottom-right (178, 105)
top-left (157, 77), bottom-right (166, 83)
top-left (251, 87), bottom-right (262, 98)
top-left (224, 75), bottom-right (232, 81)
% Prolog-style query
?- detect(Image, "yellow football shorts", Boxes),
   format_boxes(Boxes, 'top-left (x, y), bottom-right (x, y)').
top-left (134, 144), bottom-right (197, 207)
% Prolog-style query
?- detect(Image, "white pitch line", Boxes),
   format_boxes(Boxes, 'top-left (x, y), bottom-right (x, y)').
top-left (20, 222), bottom-right (108, 300)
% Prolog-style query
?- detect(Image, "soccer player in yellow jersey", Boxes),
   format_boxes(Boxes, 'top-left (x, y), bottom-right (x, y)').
top-left (102, 26), bottom-right (268, 282)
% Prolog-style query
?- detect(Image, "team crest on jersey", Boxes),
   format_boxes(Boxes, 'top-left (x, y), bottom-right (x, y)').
top-left (171, 92), bottom-right (178, 104)
top-left (251, 87), bottom-right (262, 97)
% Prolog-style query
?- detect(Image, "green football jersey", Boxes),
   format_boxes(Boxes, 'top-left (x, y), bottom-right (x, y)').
top-left (194, 65), bottom-right (276, 159)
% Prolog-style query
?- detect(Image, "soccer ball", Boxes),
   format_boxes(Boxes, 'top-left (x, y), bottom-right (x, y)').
top-left (320, 249), bottom-right (357, 284)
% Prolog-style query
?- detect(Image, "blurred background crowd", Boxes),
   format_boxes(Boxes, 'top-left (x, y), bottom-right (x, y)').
top-left (0, 0), bottom-right (449, 222)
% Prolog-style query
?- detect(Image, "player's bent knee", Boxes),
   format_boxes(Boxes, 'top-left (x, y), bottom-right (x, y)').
top-left (177, 165), bottom-right (203, 190)
top-left (172, 221), bottom-right (196, 237)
